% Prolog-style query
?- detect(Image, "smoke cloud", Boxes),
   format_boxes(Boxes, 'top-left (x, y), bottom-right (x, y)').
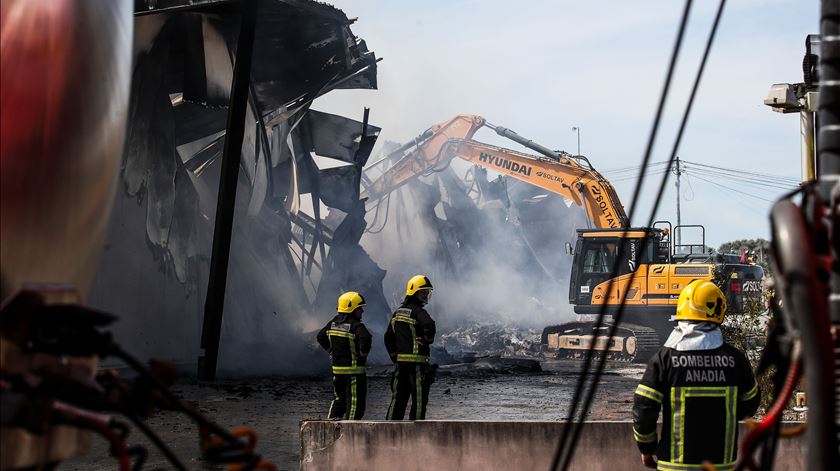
top-left (360, 145), bottom-right (587, 334)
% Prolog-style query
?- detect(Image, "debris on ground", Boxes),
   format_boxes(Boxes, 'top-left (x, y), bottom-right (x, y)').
top-left (431, 345), bottom-right (461, 365)
top-left (438, 323), bottom-right (543, 360)
top-left (438, 356), bottom-right (542, 375)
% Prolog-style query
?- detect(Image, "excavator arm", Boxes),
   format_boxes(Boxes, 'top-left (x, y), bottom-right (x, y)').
top-left (362, 114), bottom-right (629, 229)
top-left (442, 140), bottom-right (627, 228)
top-left (363, 115), bottom-right (487, 200)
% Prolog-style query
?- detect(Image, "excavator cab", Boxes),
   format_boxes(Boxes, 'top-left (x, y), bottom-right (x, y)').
top-left (568, 228), bottom-right (667, 308)
top-left (546, 225), bottom-right (720, 362)
top-left (544, 227), bottom-right (677, 362)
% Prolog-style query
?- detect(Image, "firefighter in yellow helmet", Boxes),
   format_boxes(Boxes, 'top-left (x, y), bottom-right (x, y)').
top-left (316, 291), bottom-right (371, 420)
top-left (385, 275), bottom-right (437, 420)
top-left (632, 280), bottom-right (760, 469)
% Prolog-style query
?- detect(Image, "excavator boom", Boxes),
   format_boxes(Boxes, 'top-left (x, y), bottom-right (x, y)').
top-left (444, 140), bottom-right (626, 229)
top-left (363, 114), bottom-right (629, 229)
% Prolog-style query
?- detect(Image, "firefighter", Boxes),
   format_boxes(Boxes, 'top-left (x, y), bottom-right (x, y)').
top-left (632, 280), bottom-right (760, 470)
top-left (385, 275), bottom-right (437, 420)
top-left (316, 291), bottom-right (371, 420)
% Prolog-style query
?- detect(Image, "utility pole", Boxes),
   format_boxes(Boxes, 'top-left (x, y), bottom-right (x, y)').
top-left (673, 156), bottom-right (682, 247)
top-left (572, 126), bottom-right (580, 155)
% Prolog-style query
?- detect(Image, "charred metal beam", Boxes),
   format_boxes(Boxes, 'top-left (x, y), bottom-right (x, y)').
top-left (290, 211), bottom-right (334, 243)
top-left (198, 0), bottom-right (258, 381)
top-left (134, 0), bottom-right (236, 16)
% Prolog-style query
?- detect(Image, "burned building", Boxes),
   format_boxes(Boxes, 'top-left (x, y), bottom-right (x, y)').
top-left (90, 0), bottom-right (389, 376)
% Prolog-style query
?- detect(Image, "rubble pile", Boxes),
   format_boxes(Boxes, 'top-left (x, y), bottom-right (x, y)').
top-left (439, 323), bottom-right (542, 359)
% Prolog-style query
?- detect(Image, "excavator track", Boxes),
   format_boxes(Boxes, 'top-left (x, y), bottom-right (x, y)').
top-left (541, 322), bottom-right (660, 363)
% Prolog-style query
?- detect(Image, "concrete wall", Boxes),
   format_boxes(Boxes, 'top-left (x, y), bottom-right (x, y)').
top-left (300, 420), bottom-right (806, 471)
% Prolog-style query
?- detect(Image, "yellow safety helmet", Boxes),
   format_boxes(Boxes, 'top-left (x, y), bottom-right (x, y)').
top-left (676, 280), bottom-right (727, 324)
top-left (405, 275), bottom-right (433, 296)
top-left (337, 291), bottom-right (366, 314)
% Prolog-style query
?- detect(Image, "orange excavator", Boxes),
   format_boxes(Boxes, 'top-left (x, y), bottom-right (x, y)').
top-left (363, 114), bottom-right (721, 362)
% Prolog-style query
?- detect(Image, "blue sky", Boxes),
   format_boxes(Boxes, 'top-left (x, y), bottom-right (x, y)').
top-left (315, 0), bottom-right (819, 247)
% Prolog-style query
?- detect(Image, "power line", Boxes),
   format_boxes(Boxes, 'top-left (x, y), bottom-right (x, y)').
top-left (685, 161), bottom-right (800, 183)
top-left (605, 161), bottom-right (798, 196)
top-left (601, 160), bottom-right (670, 175)
top-left (685, 172), bottom-right (774, 202)
top-left (680, 159), bottom-right (799, 184)
top-left (685, 174), bottom-right (766, 213)
top-left (603, 168), bottom-right (669, 178)
top-left (683, 166), bottom-right (797, 191)
top-left (685, 168), bottom-right (799, 189)
top-left (610, 170), bottom-right (670, 182)
top-left (684, 167), bottom-right (796, 189)
top-left (683, 172), bottom-right (695, 201)
top-left (685, 171), bottom-right (796, 190)
top-left (682, 159), bottom-right (800, 180)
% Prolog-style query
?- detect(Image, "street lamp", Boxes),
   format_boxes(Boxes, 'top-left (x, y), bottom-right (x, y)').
top-left (571, 126), bottom-right (580, 156)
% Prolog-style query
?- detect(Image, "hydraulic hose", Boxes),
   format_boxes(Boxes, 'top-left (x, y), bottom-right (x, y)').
top-left (736, 346), bottom-right (801, 471)
top-left (769, 197), bottom-right (837, 468)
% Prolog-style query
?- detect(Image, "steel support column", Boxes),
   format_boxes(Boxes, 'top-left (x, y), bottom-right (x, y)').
top-left (198, 0), bottom-right (258, 381)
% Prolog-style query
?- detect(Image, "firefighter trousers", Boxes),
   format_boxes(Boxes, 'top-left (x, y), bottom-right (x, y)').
top-left (386, 362), bottom-right (433, 420)
top-left (328, 374), bottom-right (366, 420)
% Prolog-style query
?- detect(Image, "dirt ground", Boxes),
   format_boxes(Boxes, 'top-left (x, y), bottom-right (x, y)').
top-left (64, 361), bottom-right (645, 471)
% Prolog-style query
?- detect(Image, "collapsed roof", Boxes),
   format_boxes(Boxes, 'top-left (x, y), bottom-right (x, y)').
top-left (91, 0), bottom-right (390, 372)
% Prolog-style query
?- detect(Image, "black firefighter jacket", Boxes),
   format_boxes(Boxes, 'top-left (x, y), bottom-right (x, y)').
top-left (317, 314), bottom-right (372, 375)
top-left (384, 298), bottom-right (435, 363)
top-left (632, 343), bottom-right (760, 471)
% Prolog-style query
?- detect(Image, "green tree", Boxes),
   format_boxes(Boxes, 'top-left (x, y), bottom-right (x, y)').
top-left (712, 266), bottom-right (776, 412)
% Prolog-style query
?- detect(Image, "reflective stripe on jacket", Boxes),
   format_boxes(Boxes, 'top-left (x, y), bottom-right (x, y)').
top-left (384, 298), bottom-right (435, 363)
top-left (317, 314), bottom-right (371, 374)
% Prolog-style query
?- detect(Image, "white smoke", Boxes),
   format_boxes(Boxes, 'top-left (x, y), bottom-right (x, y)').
top-left (360, 150), bottom-right (586, 333)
